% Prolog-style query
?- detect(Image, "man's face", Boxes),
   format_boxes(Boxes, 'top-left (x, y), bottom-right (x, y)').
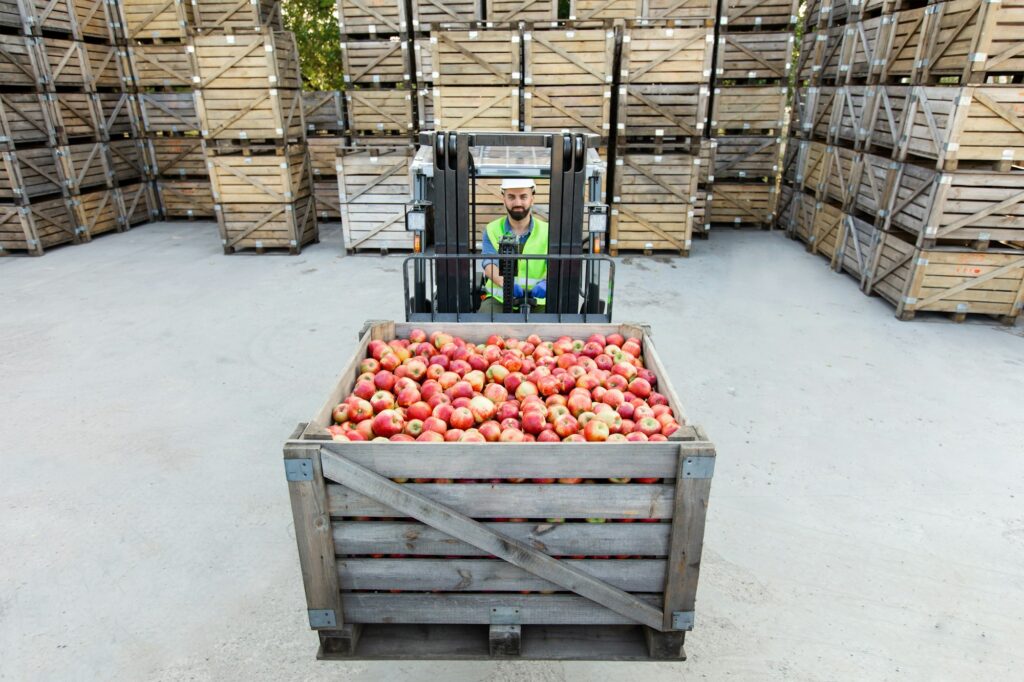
top-left (503, 188), bottom-right (534, 222)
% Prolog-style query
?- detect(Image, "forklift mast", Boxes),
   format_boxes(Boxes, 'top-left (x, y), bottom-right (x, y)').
top-left (404, 131), bottom-right (613, 323)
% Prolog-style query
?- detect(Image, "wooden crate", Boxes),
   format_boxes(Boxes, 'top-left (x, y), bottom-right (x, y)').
top-left (807, 198), bottom-right (843, 258)
top-left (285, 320), bottom-right (713, 661)
top-left (785, 187), bottom-right (818, 243)
top-left (146, 136), bottom-right (207, 177)
top-left (118, 0), bottom-right (193, 41)
top-left (846, 150), bottom-right (890, 219)
top-left (774, 182), bottom-right (797, 231)
top-left (832, 211), bottom-right (879, 280)
top-left (430, 30), bottom-right (521, 87)
top-left (691, 188), bottom-right (707, 235)
top-left (196, 87), bottom-right (305, 140)
top-left (919, 0), bottom-right (1024, 83)
top-left (206, 143), bottom-right (312, 203)
top-left (137, 92), bottom-right (199, 134)
top-left (20, 0), bottom-right (120, 42)
top-left (487, 0), bottom-right (557, 22)
top-left (710, 86), bottom-right (786, 134)
top-left (118, 180), bottom-right (160, 226)
top-left (341, 201), bottom-right (410, 251)
top-left (619, 84), bottom-right (708, 140)
top-left (799, 139), bottom-right (829, 195)
top-left (302, 91), bottom-right (346, 134)
top-left (314, 179), bottom-right (342, 220)
top-left (816, 143), bottom-right (857, 208)
top-left (336, 0), bottom-right (408, 36)
top-left (411, 0), bottom-right (480, 30)
top-left (524, 27), bottom-right (615, 87)
top-left (71, 185), bottom-right (121, 239)
top-left (711, 136), bottom-right (780, 182)
top-left (341, 38), bottom-right (409, 87)
top-left (896, 86), bottom-right (1024, 170)
top-left (157, 178), bottom-right (215, 218)
top-left (56, 142), bottom-right (112, 192)
top-left (216, 194), bottom-right (319, 253)
top-left (860, 86), bottom-right (911, 154)
top-left (0, 197), bottom-right (78, 255)
top-left (413, 36), bottom-right (432, 82)
top-left (345, 88), bottom-right (414, 135)
top-left (697, 138), bottom-right (715, 184)
top-left (790, 85), bottom-right (818, 138)
top-left (35, 38), bottom-right (124, 89)
top-left (611, 152), bottom-right (698, 254)
top-left (524, 85), bottom-right (611, 136)
top-left (719, 0), bottom-right (798, 29)
top-left (864, 230), bottom-right (1024, 322)
top-left (192, 0), bottom-right (282, 33)
top-left (621, 26), bottom-right (712, 86)
top-left (1, 147), bottom-right (64, 200)
top-left (307, 136), bottom-right (344, 178)
top-left (128, 43), bottom-right (193, 88)
top-left (715, 32), bottom-right (793, 82)
top-left (802, 25), bottom-right (845, 84)
top-left (106, 138), bottom-right (149, 184)
top-left (0, 93), bottom-right (54, 148)
top-left (641, 0), bottom-right (716, 20)
top-left (883, 164), bottom-right (1024, 247)
top-left (433, 86), bottom-right (518, 131)
top-left (19, 0), bottom-right (77, 37)
top-left (779, 137), bottom-right (806, 187)
top-left (191, 31), bottom-right (301, 89)
top-left (93, 93), bottom-right (141, 140)
top-left (336, 145), bottom-right (412, 205)
top-left (416, 86), bottom-right (435, 130)
top-left (708, 181), bottom-right (776, 226)
top-left (838, 15), bottom-right (895, 83)
top-left (878, 8), bottom-right (927, 82)
top-left (569, 0), bottom-right (640, 20)
top-left (0, 35), bottom-right (40, 88)
top-left (0, 0), bottom-right (24, 33)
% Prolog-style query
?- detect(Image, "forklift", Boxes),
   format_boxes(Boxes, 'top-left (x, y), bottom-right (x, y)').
top-left (402, 131), bottom-right (615, 323)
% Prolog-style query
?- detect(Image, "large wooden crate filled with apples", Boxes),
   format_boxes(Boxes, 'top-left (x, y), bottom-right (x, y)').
top-left (284, 321), bottom-right (715, 661)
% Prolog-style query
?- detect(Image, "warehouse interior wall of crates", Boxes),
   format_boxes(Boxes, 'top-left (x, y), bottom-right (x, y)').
top-left (1, 0), bottom-right (1021, 323)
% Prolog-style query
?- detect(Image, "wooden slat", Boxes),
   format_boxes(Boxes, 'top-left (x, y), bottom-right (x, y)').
top-left (333, 520), bottom-right (672, 557)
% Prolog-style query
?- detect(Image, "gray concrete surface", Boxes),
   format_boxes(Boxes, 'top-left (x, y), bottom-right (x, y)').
top-left (1, 221), bottom-right (1022, 681)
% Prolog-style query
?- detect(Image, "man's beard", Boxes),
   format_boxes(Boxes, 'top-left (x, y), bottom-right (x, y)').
top-left (508, 206), bottom-right (530, 221)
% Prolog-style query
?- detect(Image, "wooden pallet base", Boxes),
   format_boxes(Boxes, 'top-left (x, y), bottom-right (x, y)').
top-left (609, 247), bottom-right (689, 258)
top-left (316, 623), bottom-right (685, 661)
top-left (223, 235), bottom-right (319, 256)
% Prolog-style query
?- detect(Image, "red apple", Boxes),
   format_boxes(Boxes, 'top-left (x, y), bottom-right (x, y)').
top-left (423, 416), bottom-right (448, 435)
top-left (652, 404), bottom-right (671, 418)
top-left (368, 339), bottom-right (387, 359)
top-left (332, 403), bottom-right (350, 424)
top-left (460, 430), bottom-right (486, 443)
top-left (606, 333), bottom-right (624, 347)
top-left (503, 372), bottom-right (524, 392)
top-left (499, 428), bottom-right (524, 442)
top-left (566, 392), bottom-right (592, 417)
top-left (649, 434), bottom-right (668, 442)
top-left (617, 402), bottom-right (635, 420)
top-left (390, 433), bottom-right (414, 442)
top-left (370, 390), bottom-right (396, 413)
top-left (373, 370), bottom-right (397, 392)
top-left (479, 420), bottom-right (501, 442)
top-left (521, 410), bottom-right (547, 435)
top-left (620, 418), bottom-right (635, 435)
top-left (500, 417), bottom-right (521, 431)
top-left (348, 399), bottom-right (373, 422)
top-left (352, 379), bottom-right (375, 400)
top-left (637, 417), bottom-right (662, 437)
top-left (432, 403), bottom-right (454, 424)
top-left (444, 428), bottom-right (464, 442)
top-left (581, 341), bottom-right (603, 358)
top-left (612, 362), bottom-right (637, 380)
top-left (408, 328), bottom-right (427, 343)
top-left (405, 359), bottom-right (427, 381)
top-left (626, 431), bottom-right (649, 442)
top-left (553, 414), bottom-right (579, 438)
top-left (483, 383), bottom-right (509, 403)
top-left (583, 420), bottom-right (609, 442)
top-left (607, 433), bottom-right (628, 443)
top-left (546, 405), bottom-right (570, 423)
top-left (634, 404), bottom-right (655, 421)
top-left (469, 395), bottom-right (497, 423)
top-left (450, 406), bottom-right (474, 430)
top-left (425, 364), bottom-right (445, 381)
top-left (371, 409), bottom-right (404, 438)
top-left (622, 340), bottom-right (641, 358)
top-left (649, 391), bottom-right (669, 407)
top-left (407, 401), bottom-right (432, 421)
top-left (359, 358), bottom-right (380, 375)
top-left (597, 410), bottom-right (623, 433)
top-left (380, 352), bottom-right (401, 371)
top-left (537, 430), bottom-right (561, 443)
top-left (486, 364), bottom-right (509, 384)
top-left (595, 354), bottom-right (613, 371)
top-left (396, 386), bottom-right (421, 408)
top-left (628, 377), bottom-right (651, 398)
top-left (438, 371), bottom-right (460, 389)
top-left (562, 435), bottom-right (586, 443)
top-left (450, 359), bottom-right (471, 376)
top-left (464, 370), bottom-right (486, 393)
top-left (451, 396), bottom-right (471, 409)
top-left (416, 430), bottom-right (445, 442)
top-left (496, 400), bottom-right (520, 421)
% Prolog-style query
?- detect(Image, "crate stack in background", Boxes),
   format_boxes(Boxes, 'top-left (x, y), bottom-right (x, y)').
top-left (0, 0), bottom-right (153, 255)
top-left (610, 8), bottom-right (715, 255)
top-left (119, 0), bottom-right (209, 222)
top-left (781, 0), bottom-right (1024, 324)
top-left (302, 90), bottom-right (346, 224)
top-left (190, 14), bottom-right (318, 254)
top-left (704, 0), bottom-right (795, 231)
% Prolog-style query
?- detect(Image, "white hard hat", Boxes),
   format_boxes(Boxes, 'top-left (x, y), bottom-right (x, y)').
top-left (500, 177), bottom-right (536, 191)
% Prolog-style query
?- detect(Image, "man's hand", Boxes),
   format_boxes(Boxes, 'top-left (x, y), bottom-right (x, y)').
top-left (532, 280), bottom-right (547, 299)
top-left (513, 282), bottom-right (525, 298)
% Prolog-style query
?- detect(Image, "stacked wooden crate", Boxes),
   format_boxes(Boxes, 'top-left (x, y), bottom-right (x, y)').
top-left (610, 11), bottom-right (715, 255)
top-left (120, 0), bottom-right (209, 221)
top-left (335, 0), bottom-right (416, 251)
top-left (781, 0), bottom-right (1024, 323)
top-left (706, 0), bottom-right (795, 230)
top-left (303, 91), bottom-right (346, 223)
top-left (191, 17), bottom-right (318, 254)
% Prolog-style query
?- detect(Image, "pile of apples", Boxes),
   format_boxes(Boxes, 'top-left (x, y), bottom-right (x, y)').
top-left (328, 329), bottom-right (681, 445)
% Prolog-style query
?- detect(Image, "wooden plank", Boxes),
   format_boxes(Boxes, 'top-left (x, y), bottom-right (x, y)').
top-left (338, 558), bottom-right (667, 592)
top-left (430, 30), bottom-right (520, 87)
top-left (327, 482), bottom-right (675, 519)
top-left (196, 88), bottom-right (305, 141)
top-left (157, 179), bottom-right (215, 218)
top-left (206, 144), bottom-right (311, 204)
top-left (127, 42), bottom-right (193, 88)
top-left (524, 27), bottom-right (615, 87)
top-left (192, 0), bottom-right (281, 32)
top-left (569, 0), bottom-right (641, 21)
top-left (433, 86), bottom-right (518, 131)
top-left (487, 0), bottom-right (557, 23)
top-left (641, 0), bottom-right (715, 20)
top-left (621, 26), bottom-right (712, 86)
top-left (302, 91), bottom-right (346, 134)
top-left (118, 181), bottom-right (160, 227)
top-left (341, 593), bottom-right (664, 625)
top-left (333, 520), bottom-right (672, 557)
top-left (710, 86), bottom-right (787, 134)
top-left (138, 93), bottom-right (199, 134)
top-left (720, 0), bottom-right (797, 28)
top-left (191, 32), bottom-right (302, 90)
top-left (337, 0), bottom-right (407, 35)
top-left (411, 0), bottom-right (479, 29)
top-left (341, 38), bottom-right (409, 86)
top-left (619, 83), bottom-right (708, 139)
top-left (1, 93), bottom-right (56, 148)
top-left (216, 195), bottom-right (318, 252)
top-left (715, 32), bottom-right (793, 81)
top-left (118, 0), bottom-right (193, 40)
top-left (523, 85), bottom-right (611, 136)
top-left (345, 89), bottom-right (413, 134)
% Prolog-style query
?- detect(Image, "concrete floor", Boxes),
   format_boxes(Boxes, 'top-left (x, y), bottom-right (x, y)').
top-left (2, 221), bottom-right (1022, 681)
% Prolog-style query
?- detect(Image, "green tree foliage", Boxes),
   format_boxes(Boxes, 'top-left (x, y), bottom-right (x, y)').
top-left (283, 0), bottom-right (344, 90)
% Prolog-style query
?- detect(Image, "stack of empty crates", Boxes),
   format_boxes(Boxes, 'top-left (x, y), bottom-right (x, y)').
top-left (191, 5), bottom-right (317, 254)
top-left (611, 7), bottom-right (714, 256)
top-left (705, 0), bottom-right (795, 230)
top-left (120, 0), bottom-right (210, 222)
top-left (0, 0), bottom-right (155, 255)
top-left (303, 90), bottom-right (346, 224)
top-left (335, 0), bottom-right (415, 252)
top-left (782, 0), bottom-right (1024, 323)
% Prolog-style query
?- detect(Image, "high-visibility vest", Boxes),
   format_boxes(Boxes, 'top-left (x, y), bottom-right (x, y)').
top-left (484, 216), bottom-right (548, 305)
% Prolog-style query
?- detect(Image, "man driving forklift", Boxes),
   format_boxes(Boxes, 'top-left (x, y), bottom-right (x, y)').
top-left (478, 177), bottom-right (549, 314)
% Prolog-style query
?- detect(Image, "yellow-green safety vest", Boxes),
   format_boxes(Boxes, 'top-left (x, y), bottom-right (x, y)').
top-left (484, 216), bottom-right (548, 305)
